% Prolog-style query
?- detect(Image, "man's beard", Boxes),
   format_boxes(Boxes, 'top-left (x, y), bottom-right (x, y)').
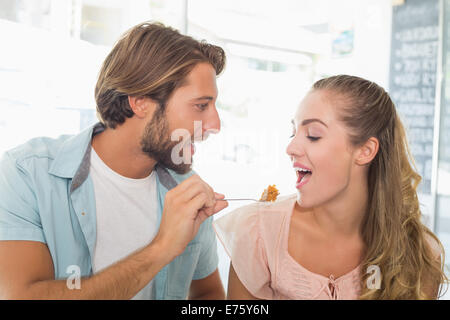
top-left (140, 107), bottom-right (193, 174)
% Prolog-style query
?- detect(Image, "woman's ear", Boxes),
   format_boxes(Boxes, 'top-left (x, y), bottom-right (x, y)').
top-left (355, 137), bottom-right (379, 166)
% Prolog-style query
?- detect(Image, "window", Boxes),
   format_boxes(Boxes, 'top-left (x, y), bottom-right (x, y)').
top-left (0, 0), bottom-right (184, 153)
top-left (1, 0), bottom-right (448, 299)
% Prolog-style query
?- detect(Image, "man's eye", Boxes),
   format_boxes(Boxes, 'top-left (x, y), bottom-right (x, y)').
top-left (307, 136), bottom-right (320, 141)
top-left (195, 103), bottom-right (208, 110)
top-left (289, 131), bottom-right (296, 138)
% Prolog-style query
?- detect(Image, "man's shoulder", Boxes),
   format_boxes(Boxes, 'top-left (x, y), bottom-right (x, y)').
top-left (5, 134), bottom-right (73, 166)
top-left (2, 123), bottom-right (99, 175)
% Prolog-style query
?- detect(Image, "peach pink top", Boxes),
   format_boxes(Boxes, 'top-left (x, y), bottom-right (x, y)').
top-left (213, 194), bottom-right (362, 300)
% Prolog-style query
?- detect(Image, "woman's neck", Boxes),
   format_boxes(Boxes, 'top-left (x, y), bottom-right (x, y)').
top-left (305, 176), bottom-right (369, 240)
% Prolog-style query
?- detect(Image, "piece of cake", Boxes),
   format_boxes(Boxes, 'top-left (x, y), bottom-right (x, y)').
top-left (260, 185), bottom-right (279, 202)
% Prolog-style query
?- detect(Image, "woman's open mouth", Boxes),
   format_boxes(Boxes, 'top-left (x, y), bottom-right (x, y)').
top-left (295, 166), bottom-right (312, 189)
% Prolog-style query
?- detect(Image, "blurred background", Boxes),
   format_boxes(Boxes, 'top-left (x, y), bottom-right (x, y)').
top-left (0, 0), bottom-right (449, 298)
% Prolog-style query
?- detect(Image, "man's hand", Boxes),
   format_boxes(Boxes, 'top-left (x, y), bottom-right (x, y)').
top-left (0, 174), bottom-right (228, 300)
top-left (153, 174), bottom-right (228, 259)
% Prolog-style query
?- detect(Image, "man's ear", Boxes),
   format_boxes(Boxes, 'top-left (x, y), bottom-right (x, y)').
top-left (355, 137), bottom-right (379, 166)
top-left (128, 96), bottom-right (156, 119)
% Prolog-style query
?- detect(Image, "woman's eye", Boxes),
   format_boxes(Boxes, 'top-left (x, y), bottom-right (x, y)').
top-left (307, 136), bottom-right (321, 141)
top-left (289, 131), bottom-right (296, 138)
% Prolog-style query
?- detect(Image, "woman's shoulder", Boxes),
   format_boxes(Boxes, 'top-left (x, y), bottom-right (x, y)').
top-left (257, 194), bottom-right (297, 229)
top-left (217, 193), bottom-right (295, 221)
top-left (213, 194), bottom-right (296, 242)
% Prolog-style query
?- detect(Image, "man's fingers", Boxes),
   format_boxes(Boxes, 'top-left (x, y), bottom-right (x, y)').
top-left (212, 198), bottom-right (228, 214)
top-left (214, 192), bottom-right (225, 200)
top-left (188, 192), bottom-right (209, 215)
top-left (174, 176), bottom-right (215, 208)
top-left (199, 207), bottom-right (214, 218)
top-left (180, 183), bottom-right (205, 202)
top-left (194, 191), bottom-right (228, 217)
top-left (196, 208), bottom-right (211, 225)
top-left (170, 175), bottom-right (226, 218)
top-left (214, 193), bottom-right (228, 212)
top-left (195, 199), bottom-right (228, 226)
top-left (204, 184), bottom-right (216, 208)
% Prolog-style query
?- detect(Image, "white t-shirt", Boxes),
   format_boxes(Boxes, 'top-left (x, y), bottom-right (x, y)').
top-left (90, 147), bottom-right (158, 300)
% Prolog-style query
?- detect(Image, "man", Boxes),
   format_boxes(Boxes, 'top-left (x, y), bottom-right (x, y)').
top-left (0, 22), bottom-right (228, 299)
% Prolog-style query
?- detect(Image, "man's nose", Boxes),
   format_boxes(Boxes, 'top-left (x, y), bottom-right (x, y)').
top-left (202, 107), bottom-right (221, 138)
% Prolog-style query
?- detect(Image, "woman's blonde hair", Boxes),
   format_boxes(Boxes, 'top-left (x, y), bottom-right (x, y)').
top-left (313, 75), bottom-right (448, 299)
top-left (95, 21), bottom-right (226, 129)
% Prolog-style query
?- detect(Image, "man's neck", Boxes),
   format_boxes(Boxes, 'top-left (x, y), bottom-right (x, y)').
top-left (92, 126), bottom-right (157, 179)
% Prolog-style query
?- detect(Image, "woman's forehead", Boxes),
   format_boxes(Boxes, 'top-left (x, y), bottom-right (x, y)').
top-left (294, 90), bottom-right (337, 125)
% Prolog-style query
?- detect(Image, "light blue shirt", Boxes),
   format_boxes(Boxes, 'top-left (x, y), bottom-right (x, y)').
top-left (0, 122), bottom-right (218, 299)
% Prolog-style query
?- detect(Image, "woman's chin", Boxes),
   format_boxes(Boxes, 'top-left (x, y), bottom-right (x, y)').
top-left (296, 191), bottom-right (310, 208)
top-left (296, 190), bottom-right (323, 210)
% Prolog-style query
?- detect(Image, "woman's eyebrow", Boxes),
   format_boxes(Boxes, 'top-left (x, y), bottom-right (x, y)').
top-left (301, 118), bottom-right (328, 128)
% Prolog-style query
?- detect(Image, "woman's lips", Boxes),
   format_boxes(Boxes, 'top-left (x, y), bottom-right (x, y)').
top-left (294, 162), bottom-right (312, 189)
top-left (296, 172), bottom-right (311, 189)
top-left (295, 168), bottom-right (312, 189)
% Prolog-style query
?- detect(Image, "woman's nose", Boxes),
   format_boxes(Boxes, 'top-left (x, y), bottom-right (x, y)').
top-left (286, 135), bottom-right (304, 158)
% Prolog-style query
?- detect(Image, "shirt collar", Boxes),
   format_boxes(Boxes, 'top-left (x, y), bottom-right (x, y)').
top-left (48, 122), bottom-right (105, 179)
top-left (48, 121), bottom-right (179, 192)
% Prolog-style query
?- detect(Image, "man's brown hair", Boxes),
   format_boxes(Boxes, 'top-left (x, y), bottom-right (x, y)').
top-left (95, 22), bottom-right (226, 128)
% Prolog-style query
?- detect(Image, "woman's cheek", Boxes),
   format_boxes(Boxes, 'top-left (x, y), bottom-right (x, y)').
top-left (316, 148), bottom-right (351, 191)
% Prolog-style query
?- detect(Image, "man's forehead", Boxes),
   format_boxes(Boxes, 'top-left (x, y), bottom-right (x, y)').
top-left (180, 80), bottom-right (218, 97)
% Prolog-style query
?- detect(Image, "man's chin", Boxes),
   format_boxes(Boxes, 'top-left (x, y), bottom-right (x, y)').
top-left (172, 165), bottom-right (193, 175)
top-left (142, 147), bottom-right (193, 174)
top-left (160, 160), bottom-right (193, 175)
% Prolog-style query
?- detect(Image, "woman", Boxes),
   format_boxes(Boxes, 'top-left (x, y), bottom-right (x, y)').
top-left (214, 75), bottom-right (448, 299)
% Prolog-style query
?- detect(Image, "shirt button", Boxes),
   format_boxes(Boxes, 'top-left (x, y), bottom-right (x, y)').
top-left (81, 211), bottom-right (86, 216)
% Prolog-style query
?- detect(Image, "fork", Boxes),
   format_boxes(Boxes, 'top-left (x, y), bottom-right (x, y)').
top-left (221, 198), bottom-right (262, 202)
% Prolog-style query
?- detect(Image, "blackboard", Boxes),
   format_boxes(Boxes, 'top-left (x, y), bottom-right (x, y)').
top-left (389, 0), bottom-right (440, 194)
